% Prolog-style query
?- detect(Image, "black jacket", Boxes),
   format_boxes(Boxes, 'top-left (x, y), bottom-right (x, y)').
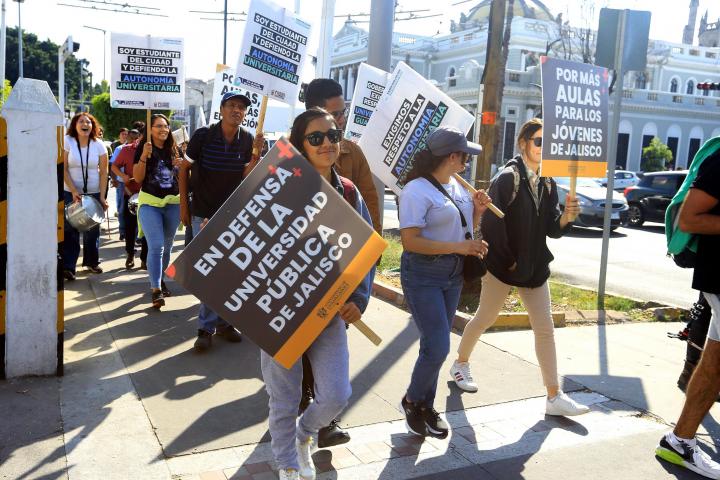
top-left (482, 156), bottom-right (566, 288)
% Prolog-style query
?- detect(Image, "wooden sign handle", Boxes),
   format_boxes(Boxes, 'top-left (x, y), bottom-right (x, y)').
top-left (146, 109), bottom-right (151, 138)
top-left (453, 173), bottom-right (505, 219)
top-left (568, 171), bottom-right (578, 222)
top-left (252, 95), bottom-right (269, 157)
top-left (353, 319), bottom-right (382, 346)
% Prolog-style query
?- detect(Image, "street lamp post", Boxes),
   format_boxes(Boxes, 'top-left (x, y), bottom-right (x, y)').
top-left (83, 25), bottom-right (106, 82)
top-left (13, 0), bottom-right (23, 78)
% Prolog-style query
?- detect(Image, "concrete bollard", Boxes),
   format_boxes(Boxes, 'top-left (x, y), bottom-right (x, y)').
top-left (1, 78), bottom-right (64, 378)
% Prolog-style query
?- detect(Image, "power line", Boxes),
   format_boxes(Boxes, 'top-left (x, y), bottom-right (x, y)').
top-left (199, 16), bottom-right (246, 22)
top-left (71, 0), bottom-right (160, 11)
top-left (189, 9), bottom-right (246, 15)
top-left (57, 1), bottom-right (168, 17)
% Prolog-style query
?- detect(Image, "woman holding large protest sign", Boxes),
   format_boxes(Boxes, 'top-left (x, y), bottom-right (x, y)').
top-left (62, 112), bottom-right (109, 280)
top-left (398, 126), bottom-right (490, 438)
top-left (258, 107), bottom-right (374, 480)
top-left (133, 114), bottom-right (181, 309)
top-left (451, 118), bottom-right (590, 417)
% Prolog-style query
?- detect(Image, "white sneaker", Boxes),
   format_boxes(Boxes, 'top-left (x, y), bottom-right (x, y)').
top-left (279, 468), bottom-right (301, 480)
top-left (295, 435), bottom-right (317, 480)
top-left (656, 432), bottom-right (720, 479)
top-left (545, 391), bottom-right (590, 416)
top-left (450, 360), bottom-right (479, 393)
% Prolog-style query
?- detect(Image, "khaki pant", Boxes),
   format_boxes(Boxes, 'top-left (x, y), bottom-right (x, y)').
top-left (457, 272), bottom-right (559, 388)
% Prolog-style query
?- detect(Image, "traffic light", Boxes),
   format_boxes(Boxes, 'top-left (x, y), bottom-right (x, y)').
top-left (697, 82), bottom-right (720, 91)
top-left (65, 36), bottom-right (79, 54)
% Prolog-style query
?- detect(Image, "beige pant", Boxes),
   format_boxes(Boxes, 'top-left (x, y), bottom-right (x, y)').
top-left (457, 272), bottom-right (559, 388)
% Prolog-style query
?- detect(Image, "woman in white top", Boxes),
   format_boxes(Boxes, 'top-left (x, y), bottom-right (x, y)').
top-left (62, 112), bottom-right (108, 280)
top-left (398, 126), bottom-right (490, 439)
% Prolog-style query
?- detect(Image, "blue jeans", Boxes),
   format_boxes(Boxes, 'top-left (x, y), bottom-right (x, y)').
top-left (138, 203), bottom-right (180, 289)
top-left (191, 215), bottom-right (231, 333)
top-left (261, 316), bottom-right (351, 470)
top-left (63, 191), bottom-right (101, 273)
top-left (116, 182), bottom-right (125, 235)
top-left (401, 251), bottom-right (464, 408)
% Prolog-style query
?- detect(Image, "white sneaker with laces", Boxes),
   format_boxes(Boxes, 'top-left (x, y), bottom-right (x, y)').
top-left (545, 391), bottom-right (590, 416)
top-left (656, 432), bottom-right (720, 479)
top-left (279, 468), bottom-right (300, 480)
top-left (450, 360), bottom-right (479, 393)
top-left (295, 435), bottom-right (317, 480)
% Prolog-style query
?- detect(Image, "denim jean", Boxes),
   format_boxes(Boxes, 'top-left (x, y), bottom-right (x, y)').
top-left (401, 251), bottom-right (464, 408)
top-left (116, 182), bottom-right (125, 235)
top-left (191, 215), bottom-right (230, 333)
top-left (63, 191), bottom-right (101, 273)
top-left (138, 203), bottom-right (180, 289)
top-left (260, 316), bottom-right (351, 470)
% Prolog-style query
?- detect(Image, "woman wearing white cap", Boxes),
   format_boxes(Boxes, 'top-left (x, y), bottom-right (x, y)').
top-left (450, 118), bottom-right (590, 417)
top-left (398, 126), bottom-right (490, 438)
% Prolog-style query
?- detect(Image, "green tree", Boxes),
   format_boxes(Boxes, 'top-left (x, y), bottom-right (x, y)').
top-left (0, 80), bottom-right (13, 109)
top-left (90, 92), bottom-right (171, 141)
top-left (5, 27), bottom-right (91, 102)
top-left (641, 137), bottom-right (673, 172)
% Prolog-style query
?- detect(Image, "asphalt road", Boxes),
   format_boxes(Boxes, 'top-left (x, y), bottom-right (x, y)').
top-left (382, 193), bottom-right (695, 308)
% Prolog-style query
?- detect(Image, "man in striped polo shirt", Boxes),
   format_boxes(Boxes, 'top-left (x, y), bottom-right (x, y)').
top-left (179, 91), bottom-right (264, 352)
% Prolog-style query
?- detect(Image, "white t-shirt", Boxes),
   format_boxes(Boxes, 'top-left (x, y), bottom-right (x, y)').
top-left (64, 136), bottom-right (106, 193)
top-left (399, 176), bottom-right (474, 243)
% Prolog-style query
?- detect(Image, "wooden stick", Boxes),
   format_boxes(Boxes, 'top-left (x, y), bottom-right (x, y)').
top-left (252, 95), bottom-right (269, 157)
top-left (453, 173), bottom-right (505, 218)
top-left (146, 109), bottom-right (151, 138)
top-left (568, 163), bottom-right (578, 221)
top-left (352, 319), bottom-right (382, 346)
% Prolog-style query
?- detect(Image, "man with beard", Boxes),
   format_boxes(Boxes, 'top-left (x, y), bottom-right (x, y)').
top-left (179, 91), bottom-right (264, 352)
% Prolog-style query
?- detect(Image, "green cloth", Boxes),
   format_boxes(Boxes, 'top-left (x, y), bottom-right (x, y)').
top-left (665, 136), bottom-right (720, 255)
top-left (136, 190), bottom-right (182, 238)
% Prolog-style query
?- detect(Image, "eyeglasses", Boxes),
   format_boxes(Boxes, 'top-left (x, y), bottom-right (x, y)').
top-left (304, 129), bottom-right (343, 146)
top-left (329, 108), bottom-right (348, 120)
top-left (531, 136), bottom-right (542, 147)
top-left (152, 124), bottom-right (170, 130)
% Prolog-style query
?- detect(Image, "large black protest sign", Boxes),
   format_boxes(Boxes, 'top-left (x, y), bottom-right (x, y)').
top-left (540, 57), bottom-right (609, 177)
top-left (166, 139), bottom-right (386, 368)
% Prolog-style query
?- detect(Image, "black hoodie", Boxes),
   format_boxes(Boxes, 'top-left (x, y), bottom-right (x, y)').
top-left (482, 156), bottom-right (568, 288)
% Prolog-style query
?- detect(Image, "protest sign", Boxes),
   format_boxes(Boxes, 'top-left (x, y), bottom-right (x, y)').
top-left (110, 33), bottom-right (185, 110)
top-left (344, 63), bottom-right (392, 142)
top-left (172, 126), bottom-right (189, 145)
top-left (209, 64), bottom-right (264, 132)
top-left (234, 0), bottom-right (312, 105)
top-left (166, 138), bottom-right (386, 368)
top-left (358, 62), bottom-right (474, 195)
top-left (540, 56), bottom-right (609, 177)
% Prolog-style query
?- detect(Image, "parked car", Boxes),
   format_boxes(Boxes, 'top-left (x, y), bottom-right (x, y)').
top-left (623, 170), bottom-right (687, 227)
top-left (598, 170), bottom-right (642, 190)
top-left (554, 177), bottom-right (629, 230)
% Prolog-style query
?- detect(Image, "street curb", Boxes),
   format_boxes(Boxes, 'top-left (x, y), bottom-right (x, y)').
top-left (372, 279), bottom-right (566, 332)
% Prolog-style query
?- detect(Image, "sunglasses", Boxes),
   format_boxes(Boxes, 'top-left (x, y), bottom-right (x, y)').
top-left (531, 137), bottom-right (542, 147)
top-left (304, 129), bottom-right (343, 146)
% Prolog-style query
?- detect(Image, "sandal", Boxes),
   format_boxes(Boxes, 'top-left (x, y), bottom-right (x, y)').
top-left (151, 289), bottom-right (165, 309)
top-left (87, 265), bottom-right (103, 274)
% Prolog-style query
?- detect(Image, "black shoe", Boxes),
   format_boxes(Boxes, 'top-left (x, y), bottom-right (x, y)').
top-left (119, 233), bottom-right (125, 241)
top-left (151, 289), bottom-right (164, 309)
top-left (161, 280), bottom-right (172, 297)
top-left (194, 329), bottom-right (212, 352)
top-left (63, 270), bottom-right (76, 281)
top-left (421, 406), bottom-right (449, 438)
top-left (318, 419), bottom-right (351, 448)
top-left (87, 265), bottom-right (103, 274)
top-left (216, 325), bottom-right (242, 343)
top-left (125, 254), bottom-right (135, 270)
top-left (400, 396), bottom-right (427, 436)
top-left (140, 262), bottom-right (147, 270)
top-left (299, 386), bottom-right (314, 415)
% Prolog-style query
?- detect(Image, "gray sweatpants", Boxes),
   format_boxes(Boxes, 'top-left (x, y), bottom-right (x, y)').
top-left (260, 316), bottom-right (352, 470)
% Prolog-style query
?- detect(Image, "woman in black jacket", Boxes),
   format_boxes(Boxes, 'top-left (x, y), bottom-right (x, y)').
top-left (449, 118), bottom-right (589, 417)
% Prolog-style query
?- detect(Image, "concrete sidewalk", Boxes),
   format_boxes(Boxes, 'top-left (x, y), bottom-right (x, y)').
top-left (1, 222), bottom-right (718, 479)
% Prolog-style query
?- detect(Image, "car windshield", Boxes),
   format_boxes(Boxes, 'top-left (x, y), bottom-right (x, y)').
top-left (554, 177), bottom-right (601, 188)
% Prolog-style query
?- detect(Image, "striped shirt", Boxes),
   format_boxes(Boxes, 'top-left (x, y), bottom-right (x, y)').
top-left (185, 122), bottom-right (254, 218)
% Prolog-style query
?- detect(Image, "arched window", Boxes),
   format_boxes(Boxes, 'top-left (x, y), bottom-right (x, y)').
top-left (670, 78), bottom-right (678, 93)
top-left (686, 80), bottom-right (694, 95)
top-left (448, 67), bottom-right (456, 87)
top-left (634, 72), bottom-right (647, 89)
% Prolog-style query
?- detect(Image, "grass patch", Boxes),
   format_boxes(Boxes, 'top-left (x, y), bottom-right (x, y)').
top-left (378, 232), bottom-right (654, 321)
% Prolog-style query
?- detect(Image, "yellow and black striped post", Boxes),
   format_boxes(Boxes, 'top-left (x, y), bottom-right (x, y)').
top-left (56, 125), bottom-right (64, 376)
top-left (0, 119), bottom-right (6, 379)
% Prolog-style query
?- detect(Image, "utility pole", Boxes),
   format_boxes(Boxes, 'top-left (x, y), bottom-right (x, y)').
top-left (475, 0), bottom-right (506, 188)
top-left (1, 0), bottom-right (6, 102)
top-left (13, 0), bottom-right (23, 78)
